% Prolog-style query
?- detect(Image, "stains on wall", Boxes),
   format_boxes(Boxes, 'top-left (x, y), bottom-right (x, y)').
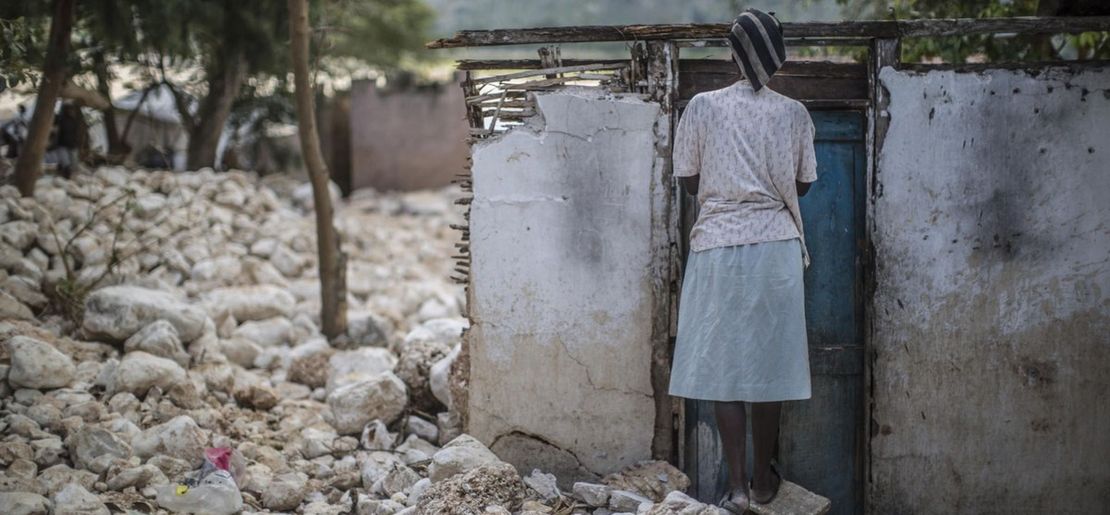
top-left (467, 89), bottom-right (664, 481)
top-left (871, 65), bottom-right (1110, 513)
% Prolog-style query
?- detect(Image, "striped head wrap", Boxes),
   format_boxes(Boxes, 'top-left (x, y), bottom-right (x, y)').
top-left (727, 9), bottom-right (786, 92)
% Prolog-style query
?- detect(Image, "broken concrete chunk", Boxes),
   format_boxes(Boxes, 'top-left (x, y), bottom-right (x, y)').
top-left (417, 462), bottom-right (526, 514)
top-left (572, 481), bottom-right (612, 507)
top-left (748, 480), bottom-right (831, 515)
top-left (602, 460), bottom-right (690, 503)
top-left (644, 490), bottom-right (719, 514)
top-left (427, 434), bottom-right (502, 483)
top-left (523, 469), bottom-right (561, 501)
top-left (609, 489), bottom-right (653, 512)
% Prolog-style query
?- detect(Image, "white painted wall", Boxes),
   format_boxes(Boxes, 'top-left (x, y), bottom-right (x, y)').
top-left (871, 65), bottom-right (1110, 513)
top-left (467, 89), bottom-right (663, 484)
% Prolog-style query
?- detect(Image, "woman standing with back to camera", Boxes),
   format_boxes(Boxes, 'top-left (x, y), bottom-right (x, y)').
top-left (667, 8), bottom-right (817, 513)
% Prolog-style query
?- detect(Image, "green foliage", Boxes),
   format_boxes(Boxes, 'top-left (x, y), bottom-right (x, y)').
top-left (837, 0), bottom-right (1109, 62)
top-left (0, 17), bottom-right (46, 91)
top-left (324, 0), bottom-right (435, 70)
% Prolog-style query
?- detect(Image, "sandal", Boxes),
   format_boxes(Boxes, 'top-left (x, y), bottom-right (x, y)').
top-left (750, 462), bottom-right (783, 505)
top-left (718, 487), bottom-right (750, 514)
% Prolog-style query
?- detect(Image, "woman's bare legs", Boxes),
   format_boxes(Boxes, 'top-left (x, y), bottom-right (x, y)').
top-left (714, 401), bottom-right (749, 510)
top-left (750, 401), bottom-right (783, 503)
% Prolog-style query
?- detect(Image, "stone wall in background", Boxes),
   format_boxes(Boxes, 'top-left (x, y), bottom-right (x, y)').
top-left (350, 77), bottom-right (471, 192)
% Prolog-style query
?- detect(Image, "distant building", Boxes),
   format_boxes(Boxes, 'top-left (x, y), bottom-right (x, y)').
top-left (349, 76), bottom-right (470, 192)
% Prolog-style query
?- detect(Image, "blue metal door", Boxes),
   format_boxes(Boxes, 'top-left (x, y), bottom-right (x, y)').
top-left (682, 110), bottom-right (866, 515)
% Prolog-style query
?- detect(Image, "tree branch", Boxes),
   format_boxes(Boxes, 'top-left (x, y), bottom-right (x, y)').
top-left (60, 79), bottom-right (112, 111)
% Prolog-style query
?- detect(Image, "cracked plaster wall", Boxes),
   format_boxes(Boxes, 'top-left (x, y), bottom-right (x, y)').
top-left (467, 90), bottom-right (662, 483)
top-left (871, 66), bottom-right (1110, 512)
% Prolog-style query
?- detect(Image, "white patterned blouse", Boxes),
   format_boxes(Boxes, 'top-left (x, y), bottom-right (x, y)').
top-left (674, 79), bottom-right (818, 266)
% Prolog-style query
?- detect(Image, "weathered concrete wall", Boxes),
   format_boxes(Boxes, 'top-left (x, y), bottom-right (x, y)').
top-left (467, 89), bottom-right (663, 485)
top-left (350, 79), bottom-right (470, 191)
top-left (872, 65), bottom-right (1110, 513)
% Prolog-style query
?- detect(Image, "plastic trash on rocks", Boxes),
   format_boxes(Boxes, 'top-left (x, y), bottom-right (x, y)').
top-left (156, 448), bottom-right (245, 514)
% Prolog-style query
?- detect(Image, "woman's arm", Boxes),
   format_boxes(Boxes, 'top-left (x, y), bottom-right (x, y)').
top-left (796, 180), bottom-right (811, 197)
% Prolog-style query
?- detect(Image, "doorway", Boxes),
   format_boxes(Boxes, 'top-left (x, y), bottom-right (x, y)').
top-left (680, 110), bottom-right (867, 515)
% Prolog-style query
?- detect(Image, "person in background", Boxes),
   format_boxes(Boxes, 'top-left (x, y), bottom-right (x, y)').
top-left (52, 103), bottom-right (84, 178)
top-left (1, 105), bottom-right (28, 159)
top-left (667, 8), bottom-right (818, 513)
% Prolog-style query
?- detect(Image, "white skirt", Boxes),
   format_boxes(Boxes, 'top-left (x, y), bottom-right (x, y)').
top-left (668, 238), bottom-right (812, 402)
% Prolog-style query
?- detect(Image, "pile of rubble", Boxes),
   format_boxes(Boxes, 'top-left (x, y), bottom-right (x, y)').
top-left (0, 168), bottom-right (715, 514)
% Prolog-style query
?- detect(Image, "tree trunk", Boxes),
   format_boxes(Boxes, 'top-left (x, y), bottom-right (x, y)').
top-left (288, 0), bottom-right (348, 339)
top-left (185, 48), bottom-right (247, 170)
top-left (92, 50), bottom-right (127, 159)
top-left (13, 0), bottom-right (76, 197)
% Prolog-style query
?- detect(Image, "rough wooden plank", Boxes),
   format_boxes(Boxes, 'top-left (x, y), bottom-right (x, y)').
top-left (428, 17), bottom-right (1110, 49)
top-left (864, 36), bottom-right (899, 509)
top-left (749, 481), bottom-right (832, 515)
top-left (429, 21), bottom-right (898, 48)
top-left (644, 40), bottom-right (680, 465)
top-left (680, 37), bottom-right (873, 47)
top-left (457, 58), bottom-right (628, 70)
top-left (679, 59), bottom-right (867, 78)
top-left (898, 16), bottom-right (1110, 37)
top-left (473, 63), bottom-right (628, 84)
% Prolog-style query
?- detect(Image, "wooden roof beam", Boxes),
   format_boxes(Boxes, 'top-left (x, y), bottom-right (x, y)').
top-left (427, 16), bottom-right (1110, 49)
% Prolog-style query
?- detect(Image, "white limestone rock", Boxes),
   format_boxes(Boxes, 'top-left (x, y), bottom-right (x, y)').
top-left (0, 492), bottom-right (50, 515)
top-left (1, 276), bottom-right (46, 310)
top-left (301, 427), bottom-right (339, 459)
top-left (395, 434), bottom-right (439, 465)
top-left (67, 427), bottom-right (132, 473)
top-left (0, 289), bottom-right (35, 320)
top-left (203, 284), bottom-right (295, 321)
top-left (326, 347), bottom-right (398, 393)
top-left (52, 483), bottom-right (108, 515)
top-left (358, 496), bottom-right (406, 515)
top-left (131, 415), bottom-right (209, 461)
top-left (122, 320), bottom-right (190, 367)
top-left (360, 419), bottom-right (397, 451)
top-left (233, 316), bottom-right (294, 347)
top-left (0, 220), bottom-right (37, 250)
top-left (263, 471), bottom-right (309, 511)
top-left (609, 490), bottom-right (653, 513)
top-left (109, 351), bottom-right (186, 396)
top-left (5, 336), bottom-right (75, 390)
top-left (405, 415), bottom-right (439, 443)
top-left (82, 285), bottom-right (207, 342)
top-left (326, 372), bottom-right (408, 434)
top-left (429, 343), bottom-right (460, 410)
top-left (374, 463), bottom-right (421, 497)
